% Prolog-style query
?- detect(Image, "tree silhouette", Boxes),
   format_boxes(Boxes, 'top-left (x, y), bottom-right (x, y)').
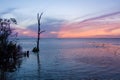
top-left (32, 13), bottom-right (45, 52)
top-left (0, 18), bottom-right (23, 79)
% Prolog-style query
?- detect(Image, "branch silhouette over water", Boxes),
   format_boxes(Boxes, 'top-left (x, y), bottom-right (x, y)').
top-left (32, 12), bottom-right (45, 52)
top-left (0, 18), bottom-right (24, 80)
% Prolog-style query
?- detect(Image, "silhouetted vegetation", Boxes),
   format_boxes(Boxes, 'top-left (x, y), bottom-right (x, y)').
top-left (0, 18), bottom-right (23, 79)
top-left (32, 47), bottom-right (39, 52)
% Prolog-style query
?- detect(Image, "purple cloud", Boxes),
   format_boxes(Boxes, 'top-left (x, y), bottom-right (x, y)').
top-left (26, 17), bottom-right (66, 38)
top-left (78, 11), bottom-right (120, 23)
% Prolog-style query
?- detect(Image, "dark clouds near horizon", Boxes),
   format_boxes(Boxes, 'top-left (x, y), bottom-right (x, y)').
top-left (26, 17), bottom-right (66, 38)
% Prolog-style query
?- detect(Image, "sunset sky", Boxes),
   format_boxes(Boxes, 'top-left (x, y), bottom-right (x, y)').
top-left (0, 0), bottom-right (120, 38)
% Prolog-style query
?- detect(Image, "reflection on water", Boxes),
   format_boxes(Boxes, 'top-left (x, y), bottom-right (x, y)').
top-left (5, 38), bottom-right (120, 80)
top-left (37, 52), bottom-right (41, 80)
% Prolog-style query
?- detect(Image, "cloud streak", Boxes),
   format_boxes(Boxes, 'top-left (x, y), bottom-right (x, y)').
top-left (58, 11), bottom-right (120, 38)
top-left (26, 17), bottom-right (66, 38)
top-left (0, 8), bottom-right (16, 16)
top-left (9, 11), bottom-right (120, 38)
top-left (78, 11), bottom-right (120, 23)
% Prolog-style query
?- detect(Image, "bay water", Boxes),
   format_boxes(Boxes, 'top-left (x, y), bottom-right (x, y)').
top-left (7, 38), bottom-right (120, 80)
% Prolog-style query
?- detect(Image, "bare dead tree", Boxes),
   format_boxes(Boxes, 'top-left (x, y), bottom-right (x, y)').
top-left (33, 12), bottom-right (45, 52)
top-left (37, 13), bottom-right (43, 51)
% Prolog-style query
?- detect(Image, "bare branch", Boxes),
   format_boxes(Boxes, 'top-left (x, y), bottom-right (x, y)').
top-left (40, 30), bottom-right (45, 34)
top-left (10, 18), bottom-right (17, 24)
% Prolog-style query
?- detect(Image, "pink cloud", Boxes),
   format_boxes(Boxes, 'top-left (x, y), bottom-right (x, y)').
top-left (12, 27), bottom-right (37, 37)
top-left (58, 11), bottom-right (120, 38)
top-left (12, 11), bottom-right (120, 38)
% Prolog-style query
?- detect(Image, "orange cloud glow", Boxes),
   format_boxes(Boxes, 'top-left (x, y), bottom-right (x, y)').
top-left (13, 12), bottom-right (120, 38)
top-left (58, 13), bottom-right (120, 38)
top-left (14, 28), bottom-right (37, 37)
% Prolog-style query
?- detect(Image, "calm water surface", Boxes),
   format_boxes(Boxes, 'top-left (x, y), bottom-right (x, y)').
top-left (7, 38), bottom-right (120, 80)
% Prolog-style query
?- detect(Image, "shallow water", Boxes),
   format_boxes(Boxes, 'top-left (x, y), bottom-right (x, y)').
top-left (6, 38), bottom-right (120, 80)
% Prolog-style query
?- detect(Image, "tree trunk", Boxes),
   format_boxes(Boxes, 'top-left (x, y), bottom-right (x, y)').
top-left (36, 13), bottom-right (43, 51)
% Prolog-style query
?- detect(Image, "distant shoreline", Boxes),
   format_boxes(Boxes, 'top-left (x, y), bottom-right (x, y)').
top-left (10, 37), bottom-right (120, 39)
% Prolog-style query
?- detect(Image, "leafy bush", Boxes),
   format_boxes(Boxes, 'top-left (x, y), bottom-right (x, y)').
top-left (0, 18), bottom-right (23, 72)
